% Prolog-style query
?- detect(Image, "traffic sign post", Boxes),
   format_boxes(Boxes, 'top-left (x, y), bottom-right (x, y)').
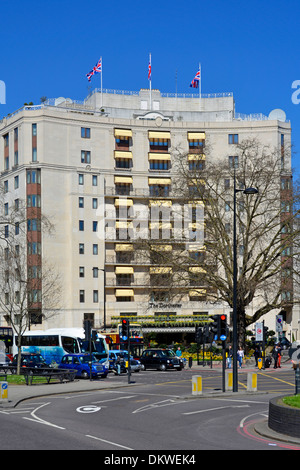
top-left (0, 381), bottom-right (8, 403)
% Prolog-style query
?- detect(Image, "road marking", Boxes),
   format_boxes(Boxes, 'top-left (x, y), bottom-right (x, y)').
top-left (239, 410), bottom-right (268, 428)
top-left (133, 398), bottom-right (186, 414)
top-left (77, 405), bottom-right (101, 413)
top-left (23, 402), bottom-right (66, 429)
top-left (258, 371), bottom-right (294, 386)
top-left (92, 395), bottom-right (137, 404)
top-left (182, 404), bottom-right (250, 415)
top-left (86, 434), bottom-right (133, 450)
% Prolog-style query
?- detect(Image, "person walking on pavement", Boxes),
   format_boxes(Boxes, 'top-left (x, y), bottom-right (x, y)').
top-left (254, 346), bottom-right (261, 367)
top-left (227, 345), bottom-right (233, 368)
top-left (272, 345), bottom-right (279, 369)
top-left (237, 347), bottom-right (244, 368)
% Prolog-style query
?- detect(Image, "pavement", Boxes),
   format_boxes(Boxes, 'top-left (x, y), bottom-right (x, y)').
top-left (1, 359), bottom-right (299, 447)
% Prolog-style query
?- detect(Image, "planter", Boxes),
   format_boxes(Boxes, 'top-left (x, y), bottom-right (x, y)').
top-left (268, 395), bottom-right (300, 438)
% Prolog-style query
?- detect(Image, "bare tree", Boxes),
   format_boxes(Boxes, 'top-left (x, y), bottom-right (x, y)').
top-left (134, 137), bottom-right (299, 346)
top-left (0, 194), bottom-right (61, 374)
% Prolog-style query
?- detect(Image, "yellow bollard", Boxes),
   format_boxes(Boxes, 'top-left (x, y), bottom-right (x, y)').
top-left (258, 358), bottom-right (263, 370)
top-left (247, 372), bottom-right (257, 391)
top-left (192, 375), bottom-right (202, 395)
top-left (225, 370), bottom-right (233, 391)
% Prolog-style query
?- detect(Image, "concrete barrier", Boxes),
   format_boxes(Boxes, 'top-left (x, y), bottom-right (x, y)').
top-left (192, 375), bottom-right (202, 395)
top-left (247, 372), bottom-right (257, 391)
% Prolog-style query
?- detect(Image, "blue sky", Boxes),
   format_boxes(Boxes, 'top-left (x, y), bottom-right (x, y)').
top-left (1, 0), bottom-right (300, 174)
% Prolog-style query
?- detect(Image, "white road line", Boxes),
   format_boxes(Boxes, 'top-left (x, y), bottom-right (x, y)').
top-left (183, 405), bottom-right (250, 415)
top-left (86, 434), bottom-right (133, 450)
top-left (239, 410), bottom-right (268, 428)
top-left (23, 402), bottom-right (66, 430)
top-left (92, 395), bottom-right (137, 404)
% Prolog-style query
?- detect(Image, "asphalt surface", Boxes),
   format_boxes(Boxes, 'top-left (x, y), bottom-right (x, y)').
top-left (1, 360), bottom-right (299, 447)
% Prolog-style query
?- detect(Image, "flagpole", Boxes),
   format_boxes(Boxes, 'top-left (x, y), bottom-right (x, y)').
top-left (199, 62), bottom-right (201, 110)
top-left (101, 56), bottom-right (103, 108)
top-left (149, 53), bottom-right (152, 110)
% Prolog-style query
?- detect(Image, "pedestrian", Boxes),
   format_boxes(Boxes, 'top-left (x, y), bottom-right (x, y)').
top-left (115, 355), bottom-right (122, 375)
top-left (272, 345), bottom-right (279, 369)
top-left (254, 346), bottom-right (261, 367)
top-left (277, 344), bottom-right (282, 368)
top-left (176, 347), bottom-right (182, 358)
top-left (227, 345), bottom-right (233, 368)
top-left (237, 347), bottom-right (244, 368)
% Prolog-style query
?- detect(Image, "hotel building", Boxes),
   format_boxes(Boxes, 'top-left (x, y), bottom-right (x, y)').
top-left (0, 88), bottom-right (296, 341)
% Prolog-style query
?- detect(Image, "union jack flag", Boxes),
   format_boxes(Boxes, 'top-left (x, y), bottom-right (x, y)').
top-left (190, 68), bottom-right (201, 88)
top-left (148, 58), bottom-right (151, 80)
top-left (86, 58), bottom-right (102, 82)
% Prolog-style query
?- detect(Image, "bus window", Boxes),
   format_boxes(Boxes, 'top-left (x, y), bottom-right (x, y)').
top-left (61, 336), bottom-right (80, 354)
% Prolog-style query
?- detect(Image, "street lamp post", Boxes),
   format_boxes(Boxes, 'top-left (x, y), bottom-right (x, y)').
top-left (232, 171), bottom-right (258, 392)
top-left (95, 267), bottom-right (106, 330)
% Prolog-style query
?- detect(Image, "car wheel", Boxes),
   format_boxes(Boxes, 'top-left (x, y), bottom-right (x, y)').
top-left (81, 370), bottom-right (89, 379)
top-left (159, 364), bottom-right (166, 371)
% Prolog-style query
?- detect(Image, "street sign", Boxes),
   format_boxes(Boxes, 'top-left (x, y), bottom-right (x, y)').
top-left (255, 322), bottom-right (263, 341)
top-left (276, 314), bottom-right (283, 332)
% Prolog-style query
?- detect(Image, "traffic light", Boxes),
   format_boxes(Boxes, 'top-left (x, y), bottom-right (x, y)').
top-left (210, 315), bottom-right (220, 340)
top-left (195, 326), bottom-right (203, 343)
top-left (83, 320), bottom-right (91, 341)
top-left (263, 325), bottom-right (269, 342)
top-left (219, 314), bottom-right (227, 341)
top-left (121, 319), bottom-right (129, 341)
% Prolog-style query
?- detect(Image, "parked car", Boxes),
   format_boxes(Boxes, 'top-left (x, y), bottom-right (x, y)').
top-left (278, 337), bottom-right (291, 349)
top-left (109, 350), bottom-right (142, 374)
top-left (59, 353), bottom-right (108, 379)
top-left (10, 353), bottom-right (49, 373)
top-left (140, 348), bottom-right (184, 371)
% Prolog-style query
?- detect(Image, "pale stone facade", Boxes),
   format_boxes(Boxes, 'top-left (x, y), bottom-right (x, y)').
top-left (0, 89), bottom-right (295, 340)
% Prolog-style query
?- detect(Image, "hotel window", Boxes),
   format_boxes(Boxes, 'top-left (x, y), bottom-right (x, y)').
top-left (149, 159), bottom-right (170, 170)
top-left (79, 220), bottom-right (84, 231)
top-left (14, 151), bottom-right (18, 166)
top-left (92, 198), bottom-right (98, 209)
top-left (79, 197), bottom-right (84, 208)
top-left (81, 127), bottom-right (91, 138)
top-left (114, 129), bottom-right (132, 150)
top-left (81, 150), bottom-right (91, 164)
top-left (4, 203), bottom-right (8, 215)
top-left (27, 195), bottom-right (41, 208)
top-left (79, 290), bottom-right (85, 303)
top-left (27, 169), bottom-right (41, 184)
top-left (115, 158), bottom-right (132, 169)
top-left (228, 134), bottom-right (238, 144)
top-left (78, 174), bottom-right (84, 185)
top-left (229, 156), bottom-right (238, 169)
top-left (92, 267), bottom-right (98, 278)
top-left (188, 132), bottom-right (205, 150)
top-left (93, 244), bottom-right (98, 255)
top-left (14, 176), bottom-right (19, 189)
top-left (92, 175), bottom-right (98, 186)
top-left (79, 243), bottom-right (84, 254)
top-left (79, 266), bottom-right (85, 278)
top-left (27, 219), bottom-right (41, 231)
top-left (93, 290), bottom-right (99, 303)
top-left (148, 131), bottom-right (170, 152)
top-left (4, 180), bottom-right (8, 193)
top-left (4, 225), bottom-right (9, 238)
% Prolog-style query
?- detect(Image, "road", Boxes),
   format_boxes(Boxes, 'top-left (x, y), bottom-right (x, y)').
top-left (0, 366), bottom-right (299, 453)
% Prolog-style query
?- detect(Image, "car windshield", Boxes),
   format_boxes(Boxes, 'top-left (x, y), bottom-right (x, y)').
top-left (79, 355), bottom-right (98, 364)
top-left (23, 354), bottom-right (45, 362)
top-left (160, 350), bottom-right (176, 357)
